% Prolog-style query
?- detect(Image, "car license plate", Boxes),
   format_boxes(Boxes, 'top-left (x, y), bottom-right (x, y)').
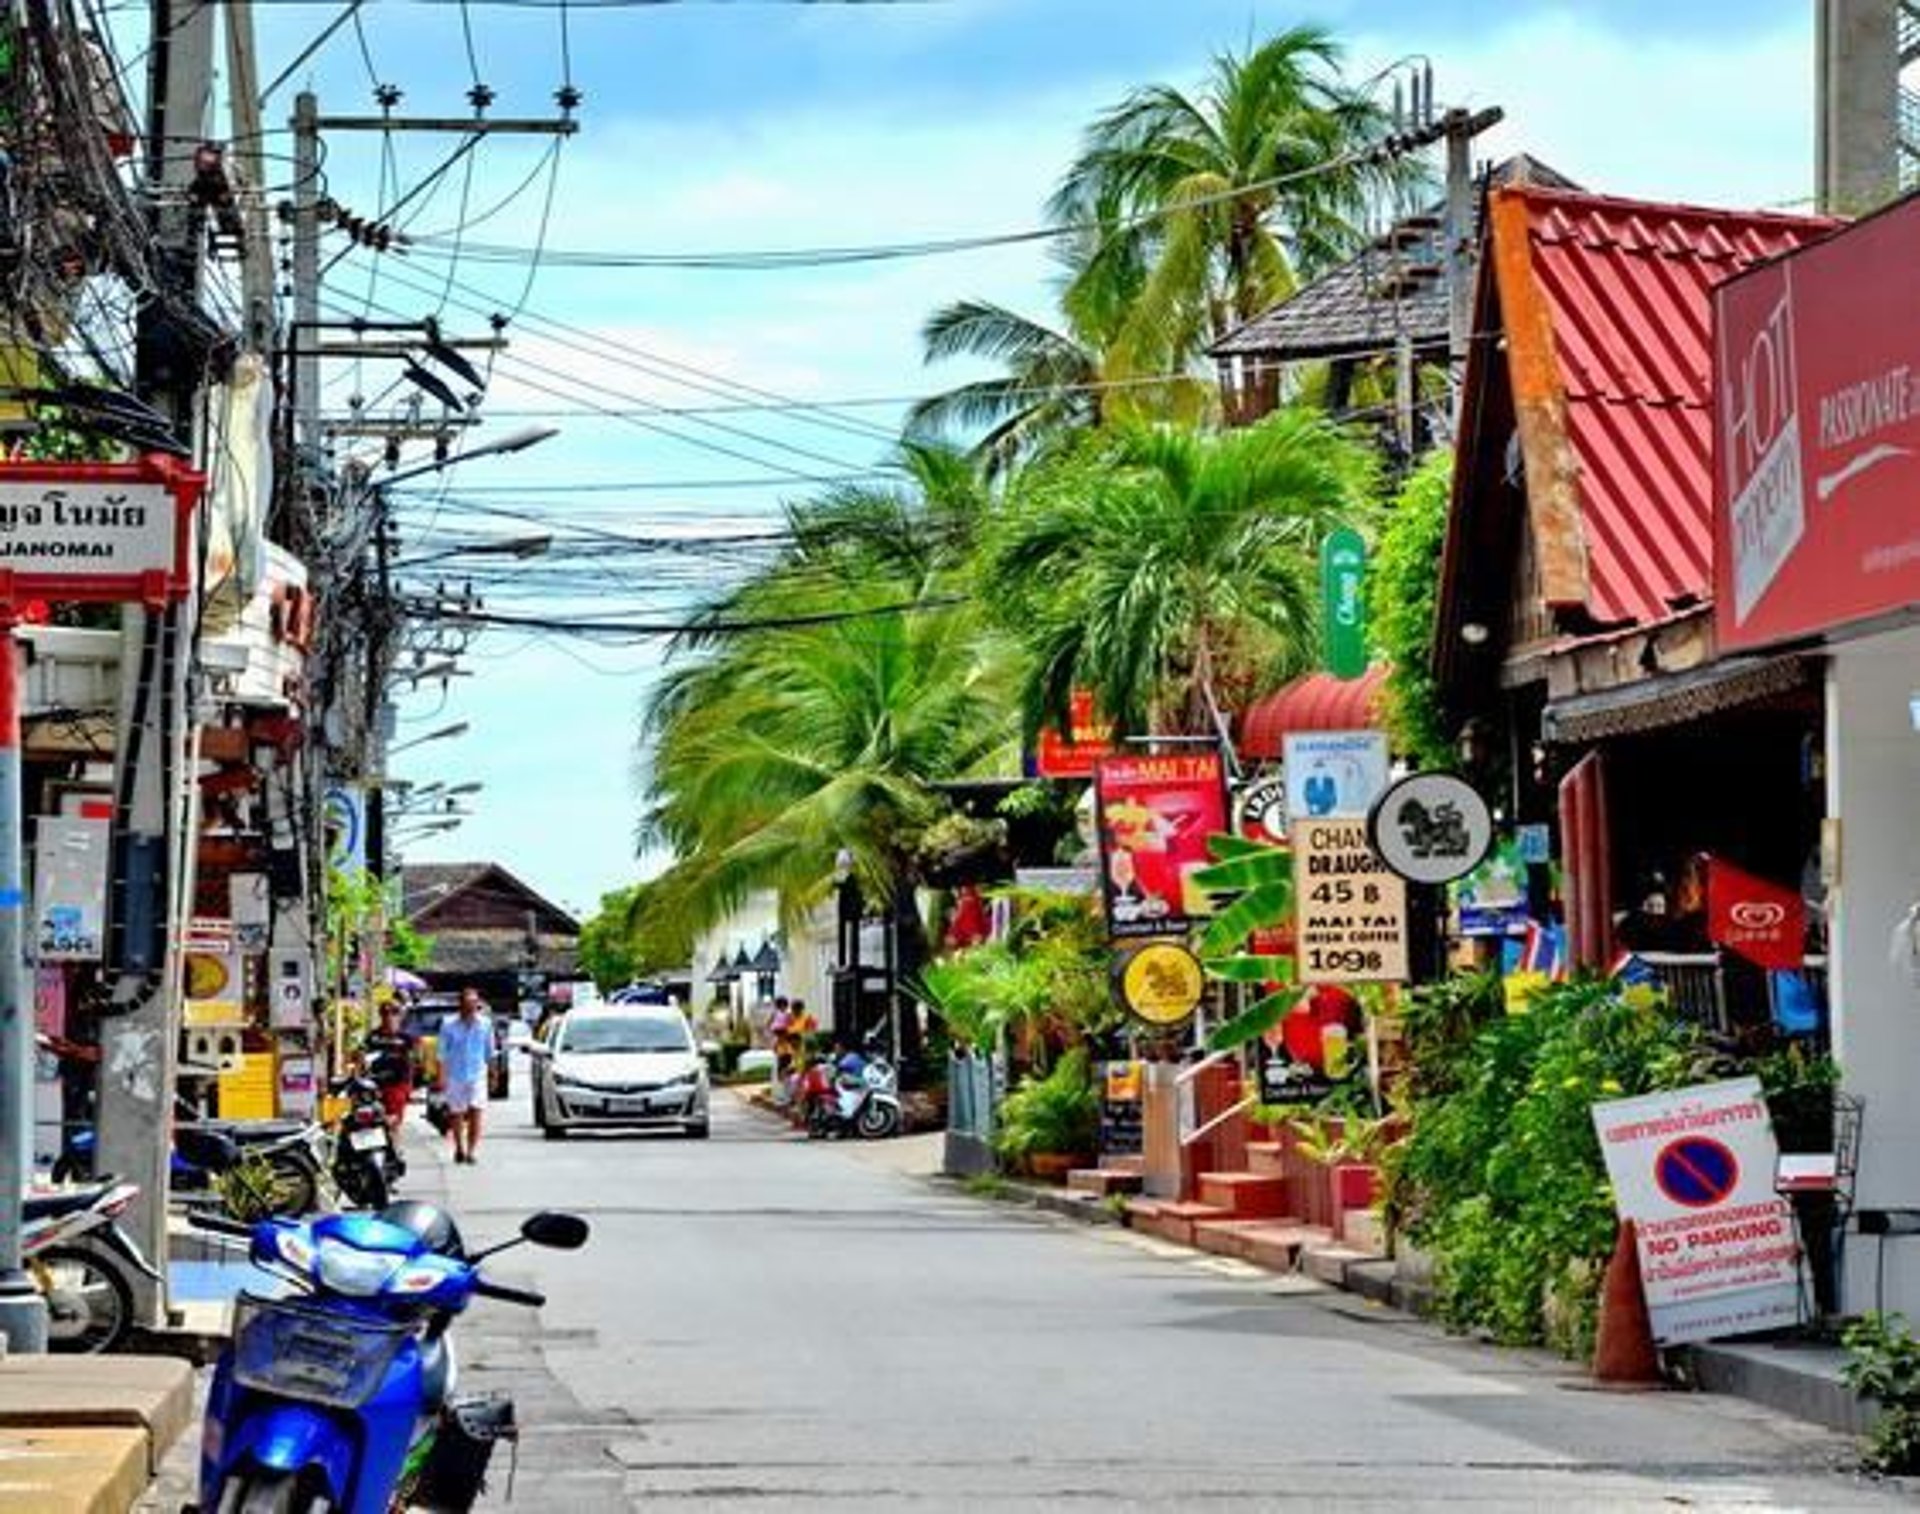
top-left (349, 1128), bottom-right (388, 1152)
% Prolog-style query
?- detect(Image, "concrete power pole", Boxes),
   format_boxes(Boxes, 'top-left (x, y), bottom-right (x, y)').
top-left (1816, 0), bottom-right (1902, 214)
top-left (95, 0), bottom-right (218, 1330)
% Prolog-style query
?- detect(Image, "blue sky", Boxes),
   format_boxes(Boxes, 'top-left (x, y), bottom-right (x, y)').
top-left (237, 0), bottom-right (1812, 918)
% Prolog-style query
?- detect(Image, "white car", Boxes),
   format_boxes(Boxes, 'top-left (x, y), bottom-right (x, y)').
top-left (529, 1007), bottom-right (711, 1140)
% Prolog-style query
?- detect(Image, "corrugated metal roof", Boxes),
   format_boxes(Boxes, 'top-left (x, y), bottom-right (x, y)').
top-left (1502, 187), bottom-right (1835, 628)
top-left (1240, 665), bottom-right (1387, 759)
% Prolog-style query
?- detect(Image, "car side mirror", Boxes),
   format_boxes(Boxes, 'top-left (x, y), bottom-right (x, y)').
top-left (521, 1211), bottom-right (589, 1250)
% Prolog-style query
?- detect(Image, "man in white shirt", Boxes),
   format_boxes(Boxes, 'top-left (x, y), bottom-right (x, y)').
top-left (438, 988), bottom-right (494, 1164)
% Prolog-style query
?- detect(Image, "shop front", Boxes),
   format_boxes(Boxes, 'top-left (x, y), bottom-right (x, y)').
top-left (1712, 191), bottom-right (1920, 1318)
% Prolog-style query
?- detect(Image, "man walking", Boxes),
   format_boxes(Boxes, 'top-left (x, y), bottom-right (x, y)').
top-left (438, 988), bottom-right (493, 1165)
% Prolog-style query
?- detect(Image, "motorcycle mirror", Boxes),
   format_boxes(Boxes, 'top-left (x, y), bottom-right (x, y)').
top-left (521, 1211), bottom-right (589, 1250)
top-left (174, 1126), bottom-right (242, 1174)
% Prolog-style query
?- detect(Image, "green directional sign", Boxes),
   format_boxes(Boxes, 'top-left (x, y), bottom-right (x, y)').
top-left (1320, 526), bottom-right (1368, 680)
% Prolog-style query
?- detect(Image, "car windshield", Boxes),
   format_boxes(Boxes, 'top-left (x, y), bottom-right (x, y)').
top-left (560, 1016), bottom-right (690, 1054)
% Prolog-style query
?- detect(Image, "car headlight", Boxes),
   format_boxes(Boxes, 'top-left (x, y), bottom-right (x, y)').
top-left (552, 1071), bottom-right (586, 1089)
top-left (314, 1240), bottom-right (400, 1297)
top-left (666, 1069), bottom-right (701, 1088)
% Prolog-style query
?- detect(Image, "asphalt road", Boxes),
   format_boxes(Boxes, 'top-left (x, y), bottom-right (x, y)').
top-left (417, 1086), bottom-right (1910, 1513)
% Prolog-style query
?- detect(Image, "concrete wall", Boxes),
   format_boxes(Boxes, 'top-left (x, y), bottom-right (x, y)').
top-left (1827, 625), bottom-right (1920, 1313)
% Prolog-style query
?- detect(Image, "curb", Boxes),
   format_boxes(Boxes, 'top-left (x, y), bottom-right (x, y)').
top-left (928, 1173), bottom-right (1124, 1227)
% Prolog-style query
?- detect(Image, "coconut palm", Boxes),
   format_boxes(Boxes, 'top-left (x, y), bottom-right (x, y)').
top-left (981, 410), bottom-right (1376, 742)
top-left (1051, 26), bottom-right (1407, 380)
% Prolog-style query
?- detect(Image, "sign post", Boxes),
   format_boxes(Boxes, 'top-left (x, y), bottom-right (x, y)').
top-left (1591, 1078), bottom-right (1801, 1344)
top-left (0, 456), bottom-right (197, 1353)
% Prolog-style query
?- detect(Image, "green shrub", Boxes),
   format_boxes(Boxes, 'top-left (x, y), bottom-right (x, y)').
top-left (1842, 1313), bottom-right (1920, 1472)
top-left (1385, 976), bottom-right (1715, 1356)
top-left (994, 1046), bottom-right (1100, 1163)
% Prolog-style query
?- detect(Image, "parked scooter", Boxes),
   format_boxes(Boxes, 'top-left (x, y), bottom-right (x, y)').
top-left (799, 1037), bottom-right (902, 1140)
top-left (189, 1129), bottom-right (589, 1514)
top-left (328, 1073), bottom-right (404, 1211)
top-left (58, 1098), bottom-right (331, 1221)
top-left (23, 1178), bottom-right (161, 1353)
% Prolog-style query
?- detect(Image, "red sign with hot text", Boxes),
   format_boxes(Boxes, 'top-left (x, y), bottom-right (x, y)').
top-left (1034, 689), bottom-right (1116, 779)
top-left (1713, 201), bottom-right (1920, 650)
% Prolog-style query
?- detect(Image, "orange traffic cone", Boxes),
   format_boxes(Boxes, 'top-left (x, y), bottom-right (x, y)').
top-left (1592, 1219), bottom-right (1663, 1388)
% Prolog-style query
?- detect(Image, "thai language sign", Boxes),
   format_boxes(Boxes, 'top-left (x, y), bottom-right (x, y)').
top-left (1591, 1077), bottom-right (1799, 1345)
top-left (1093, 751), bottom-right (1228, 939)
top-left (1290, 818), bottom-right (1407, 983)
top-left (1713, 197), bottom-right (1920, 650)
top-left (0, 458), bottom-right (197, 601)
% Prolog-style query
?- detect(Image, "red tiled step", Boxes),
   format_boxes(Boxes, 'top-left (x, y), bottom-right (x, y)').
top-left (1068, 1167), bottom-right (1144, 1197)
top-left (1198, 1171), bottom-right (1290, 1220)
top-left (1245, 1140), bottom-right (1287, 1177)
top-left (1130, 1200), bottom-right (1228, 1247)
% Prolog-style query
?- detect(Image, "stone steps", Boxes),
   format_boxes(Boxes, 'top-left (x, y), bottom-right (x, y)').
top-left (1197, 1171), bottom-right (1289, 1219)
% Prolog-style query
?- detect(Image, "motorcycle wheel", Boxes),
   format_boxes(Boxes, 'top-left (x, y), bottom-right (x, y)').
top-left (804, 1104), bottom-right (829, 1140)
top-left (36, 1245), bottom-right (133, 1354)
top-left (856, 1100), bottom-right (900, 1140)
top-left (335, 1159), bottom-right (390, 1211)
top-left (216, 1468), bottom-right (335, 1514)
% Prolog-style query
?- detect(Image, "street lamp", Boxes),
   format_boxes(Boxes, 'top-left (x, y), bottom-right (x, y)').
top-left (374, 426), bottom-right (560, 492)
top-left (386, 721), bottom-right (469, 760)
top-left (393, 534), bottom-right (553, 571)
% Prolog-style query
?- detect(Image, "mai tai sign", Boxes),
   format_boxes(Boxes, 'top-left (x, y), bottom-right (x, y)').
top-left (1094, 751), bottom-right (1228, 939)
top-left (1319, 526), bottom-right (1368, 680)
top-left (1291, 817), bottom-right (1407, 984)
top-left (1713, 195), bottom-right (1920, 651)
top-left (0, 456), bottom-right (198, 603)
top-left (1591, 1078), bottom-right (1800, 1345)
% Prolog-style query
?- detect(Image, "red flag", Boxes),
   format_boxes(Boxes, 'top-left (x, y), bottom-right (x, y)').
top-left (1707, 859), bottom-right (1804, 970)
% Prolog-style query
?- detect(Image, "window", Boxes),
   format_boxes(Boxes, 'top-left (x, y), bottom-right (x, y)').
top-left (558, 1016), bottom-right (691, 1055)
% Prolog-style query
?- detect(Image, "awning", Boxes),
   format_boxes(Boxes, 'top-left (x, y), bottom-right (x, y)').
top-left (1542, 655), bottom-right (1815, 745)
top-left (1240, 666), bottom-right (1388, 759)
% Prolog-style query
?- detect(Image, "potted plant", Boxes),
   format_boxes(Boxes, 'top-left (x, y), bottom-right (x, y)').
top-left (993, 1047), bottom-right (1099, 1181)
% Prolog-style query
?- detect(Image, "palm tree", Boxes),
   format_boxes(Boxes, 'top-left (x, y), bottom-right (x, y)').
top-left (638, 457), bottom-right (1020, 1063)
top-left (1050, 26), bottom-right (1407, 381)
top-left (981, 410), bottom-right (1376, 742)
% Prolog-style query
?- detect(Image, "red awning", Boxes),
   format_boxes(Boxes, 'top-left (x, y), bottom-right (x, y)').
top-left (1239, 666), bottom-right (1388, 760)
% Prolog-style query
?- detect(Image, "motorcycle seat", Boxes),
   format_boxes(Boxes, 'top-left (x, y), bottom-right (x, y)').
top-left (23, 1186), bottom-right (107, 1222)
top-left (186, 1119), bottom-right (308, 1146)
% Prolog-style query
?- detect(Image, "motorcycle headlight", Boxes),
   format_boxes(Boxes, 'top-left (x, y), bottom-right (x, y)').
top-left (273, 1228), bottom-right (315, 1273)
top-left (313, 1240), bottom-right (399, 1297)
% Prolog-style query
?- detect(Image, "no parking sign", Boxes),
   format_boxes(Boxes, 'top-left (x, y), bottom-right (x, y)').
top-left (1591, 1078), bottom-right (1800, 1345)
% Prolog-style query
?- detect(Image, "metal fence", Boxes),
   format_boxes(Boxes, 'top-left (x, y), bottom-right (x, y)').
top-left (1637, 951), bottom-right (1829, 1040)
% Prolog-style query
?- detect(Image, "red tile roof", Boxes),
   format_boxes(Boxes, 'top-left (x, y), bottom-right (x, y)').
top-left (1489, 187), bottom-right (1835, 629)
top-left (1240, 666), bottom-right (1387, 759)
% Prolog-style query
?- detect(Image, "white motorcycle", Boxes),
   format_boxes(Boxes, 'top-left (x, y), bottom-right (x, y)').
top-left (24, 1178), bottom-right (162, 1353)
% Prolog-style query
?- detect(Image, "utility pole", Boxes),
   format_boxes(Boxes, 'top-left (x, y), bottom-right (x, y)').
top-left (96, 0), bottom-right (218, 1331)
top-left (224, 2), bottom-right (276, 354)
top-left (293, 91), bottom-right (322, 465)
top-left (1816, 0), bottom-right (1902, 214)
top-left (1440, 105), bottom-right (1504, 388)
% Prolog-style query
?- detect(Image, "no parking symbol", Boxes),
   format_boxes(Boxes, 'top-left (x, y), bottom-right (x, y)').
top-left (1653, 1136), bottom-right (1740, 1209)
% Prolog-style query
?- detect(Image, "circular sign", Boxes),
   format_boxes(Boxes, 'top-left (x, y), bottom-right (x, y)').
top-left (1366, 772), bottom-right (1494, 885)
top-left (1112, 941), bottom-right (1205, 1026)
top-left (1654, 1136), bottom-right (1740, 1209)
top-left (1235, 772), bottom-right (1289, 844)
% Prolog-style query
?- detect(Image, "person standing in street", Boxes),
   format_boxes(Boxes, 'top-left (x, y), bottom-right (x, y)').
top-left (438, 988), bottom-right (493, 1164)
top-left (362, 996), bottom-right (417, 1137)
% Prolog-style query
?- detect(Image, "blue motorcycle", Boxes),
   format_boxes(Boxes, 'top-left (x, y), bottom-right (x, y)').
top-left (189, 1163), bottom-right (588, 1513)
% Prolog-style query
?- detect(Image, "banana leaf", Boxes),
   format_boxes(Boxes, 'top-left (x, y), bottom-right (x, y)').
top-left (1206, 988), bottom-right (1293, 1051)
top-left (1204, 953), bottom-right (1297, 984)
top-left (1198, 881), bottom-right (1290, 956)
top-left (1204, 832), bottom-right (1273, 862)
top-left (1190, 849), bottom-right (1291, 894)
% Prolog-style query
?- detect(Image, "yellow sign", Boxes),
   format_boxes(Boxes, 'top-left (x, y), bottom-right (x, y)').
top-left (1113, 941), bottom-right (1205, 1025)
top-left (1291, 818), bottom-right (1409, 983)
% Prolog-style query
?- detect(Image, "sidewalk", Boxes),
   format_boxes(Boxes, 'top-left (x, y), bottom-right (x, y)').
top-left (0, 1352), bottom-right (196, 1514)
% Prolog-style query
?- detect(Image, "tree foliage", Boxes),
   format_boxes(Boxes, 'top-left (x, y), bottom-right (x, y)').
top-left (981, 411), bottom-right (1376, 739)
top-left (1370, 451), bottom-right (1454, 769)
